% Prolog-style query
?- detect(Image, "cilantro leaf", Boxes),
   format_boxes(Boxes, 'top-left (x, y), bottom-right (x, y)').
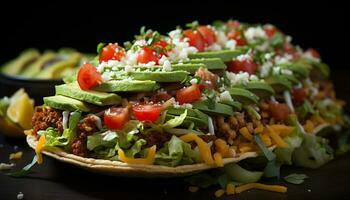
top-left (96, 43), bottom-right (105, 55)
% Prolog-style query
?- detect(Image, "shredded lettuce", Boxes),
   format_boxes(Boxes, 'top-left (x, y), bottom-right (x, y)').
top-left (293, 134), bottom-right (333, 168)
top-left (41, 111), bottom-right (81, 148)
top-left (125, 139), bottom-right (147, 158)
top-left (155, 135), bottom-right (200, 167)
top-left (162, 110), bottom-right (188, 129)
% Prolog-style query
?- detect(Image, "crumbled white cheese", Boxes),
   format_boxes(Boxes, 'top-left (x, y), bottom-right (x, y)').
top-left (190, 78), bottom-right (199, 84)
top-left (236, 54), bottom-right (251, 62)
top-left (216, 30), bottom-right (228, 47)
top-left (158, 55), bottom-right (168, 65)
top-left (0, 163), bottom-right (15, 170)
top-left (274, 54), bottom-right (292, 65)
top-left (162, 60), bottom-right (172, 72)
top-left (272, 66), bottom-right (281, 75)
top-left (134, 39), bottom-right (147, 46)
top-left (225, 39), bottom-right (237, 50)
top-left (173, 102), bottom-right (193, 109)
top-left (167, 36), bottom-right (198, 61)
top-left (101, 71), bottom-right (113, 82)
top-left (264, 53), bottom-right (273, 60)
top-left (17, 192), bottom-right (24, 200)
top-left (303, 51), bottom-right (320, 62)
top-left (219, 91), bottom-right (233, 102)
top-left (124, 65), bottom-right (134, 72)
top-left (286, 35), bottom-right (293, 43)
top-left (260, 61), bottom-right (273, 77)
top-left (225, 71), bottom-right (258, 86)
top-left (169, 29), bottom-right (182, 39)
top-left (97, 61), bottom-right (108, 72)
top-left (139, 61), bottom-right (156, 67)
top-left (205, 43), bottom-right (222, 51)
top-left (281, 69), bottom-right (293, 75)
top-left (256, 41), bottom-right (270, 51)
top-left (244, 26), bottom-right (267, 43)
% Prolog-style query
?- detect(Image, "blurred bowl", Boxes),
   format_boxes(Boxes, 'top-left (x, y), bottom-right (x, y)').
top-left (0, 73), bottom-right (63, 105)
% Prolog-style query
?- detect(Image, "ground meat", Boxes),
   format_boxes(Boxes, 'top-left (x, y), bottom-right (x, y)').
top-left (71, 115), bottom-right (99, 157)
top-left (32, 107), bottom-right (63, 135)
top-left (140, 132), bottom-right (172, 149)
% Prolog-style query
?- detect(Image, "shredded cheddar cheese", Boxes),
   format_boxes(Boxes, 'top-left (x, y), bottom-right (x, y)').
top-left (214, 139), bottom-right (230, 157)
top-left (180, 133), bottom-right (214, 165)
top-left (266, 126), bottom-right (288, 148)
top-left (9, 151), bottom-right (23, 160)
top-left (118, 145), bottom-right (156, 165)
top-left (260, 133), bottom-right (272, 146)
top-left (35, 134), bottom-right (46, 164)
top-left (254, 124), bottom-right (264, 134)
top-left (304, 120), bottom-right (315, 133)
top-left (269, 124), bottom-right (294, 136)
top-left (226, 183), bottom-right (235, 195)
top-left (214, 189), bottom-right (225, 197)
top-left (213, 152), bottom-right (224, 167)
top-left (235, 183), bottom-right (287, 194)
top-left (239, 127), bottom-right (253, 141)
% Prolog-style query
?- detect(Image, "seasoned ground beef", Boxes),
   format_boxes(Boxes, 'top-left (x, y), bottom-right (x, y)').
top-left (32, 107), bottom-right (63, 135)
top-left (71, 115), bottom-right (99, 157)
top-left (140, 132), bottom-right (172, 149)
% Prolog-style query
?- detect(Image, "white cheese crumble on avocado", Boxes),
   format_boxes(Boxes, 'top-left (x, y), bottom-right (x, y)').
top-left (244, 26), bottom-right (267, 43)
top-left (225, 71), bottom-right (259, 86)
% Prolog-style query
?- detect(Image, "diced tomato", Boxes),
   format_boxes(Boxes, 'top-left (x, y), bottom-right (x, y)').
top-left (153, 40), bottom-right (168, 49)
top-left (264, 25), bottom-right (278, 39)
top-left (227, 20), bottom-right (241, 29)
top-left (269, 102), bottom-right (291, 121)
top-left (183, 29), bottom-right (205, 52)
top-left (197, 26), bottom-right (216, 46)
top-left (227, 58), bottom-right (258, 75)
top-left (227, 30), bottom-right (246, 46)
top-left (306, 48), bottom-right (320, 59)
top-left (104, 107), bottom-right (130, 130)
top-left (77, 63), bottom-right (103, 90)
top-left (292, 88), bottom-right (307, 104)
top-left (99, 43), bottom-right (125, 63)
top-left (132, 104), bottom-right (162, 122)
top-left (137, 47), bottom-right (160, 64)
top-left (176, 84), bottom-right (201, 104)
top-left (195, 67), bottom-right (218, 89)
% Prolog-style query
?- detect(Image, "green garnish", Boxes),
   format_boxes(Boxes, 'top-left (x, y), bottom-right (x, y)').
top-left (284, 173), bottom-right (308, 184)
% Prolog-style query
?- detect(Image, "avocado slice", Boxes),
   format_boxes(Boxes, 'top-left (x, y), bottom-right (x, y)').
top-left (308, 60), bottom-right (330, 79)
top-left (228, 88), bottom-right (259, 105)
top-left (1, 49), bottom-right (40, 76)
top-left (35, 53), bottom-right (81, 79)
top-left (128, 71), bottom-right (189, 82)
top-left (172, 63), bottom-right (206, 74)
top-left (165, 114), bottom-right (208, 128)
top-left (219, 100), bottom-right (242, 111)
top-left (180, 58), bottom-right (226, 70)
top-left (55, 83), bottom-right (122, 106)
top-left (20, 51), bottom-right (57, 77)
top-left (265, 75), bottom-right (292, 93)
top-left (188, 49), bottom-right (245, 62)
top-left (43, 95), bottom-right (93, 112)
top-left (94, 80), bottom-right (159, 92)
top-left (167, 107), bottom-right (209, 121)
top-left (192, 101), bottom-right (234, 116)
top-left (236, 81), bottom-right (275, 99)
top-left (279, 62), bottom-right (310, 79)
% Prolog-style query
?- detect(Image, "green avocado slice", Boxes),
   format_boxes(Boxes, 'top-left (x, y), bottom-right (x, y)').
top-left (236, 81), bottom-right (275, 99)
top-left (265, 75), bottom-right (292, 93)
top-left (20, 51), bottom-right (57, 77)
top-left (219, 100), bottom-right (242, 111)
top-left (165, 114), bottom-right (208, 128)
top-left (1, 49), bottom-right (40, 76)
top-left (179, 58), bottom-right (226, 70)
top-left (166, 107), bottom-right (209, 121)
top-left (172, 63), bottom-right (206, 74)
top-left (188, 49), bottom-right (245, 62)
top-left (35, 53), bottom-right (81, 79)
top-left (128, 71), bottom-right (189, 82)
top-left (93, 80), bottom-right (159, 92)
top-left (192, 101), bottom-right (234, 116)
top-left (55, 83), bottom-right (122, 106)
top-left (43, 95), bottom-right (93, 112)
top-left (228, 87), bottom-right (260, 105)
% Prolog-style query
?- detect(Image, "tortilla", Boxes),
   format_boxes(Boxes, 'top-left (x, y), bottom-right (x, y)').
top-left (27, 134), bottom-right (260, 177)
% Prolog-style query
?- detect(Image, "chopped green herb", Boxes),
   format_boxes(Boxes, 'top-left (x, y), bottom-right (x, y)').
top-left (8, 156), bottom-right (37, 178)
top-left (96, 43), bottom-right (105, 55)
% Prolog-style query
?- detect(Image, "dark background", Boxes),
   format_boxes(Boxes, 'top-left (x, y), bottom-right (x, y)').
top-left (1, 1), bottom-right (349, 105)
